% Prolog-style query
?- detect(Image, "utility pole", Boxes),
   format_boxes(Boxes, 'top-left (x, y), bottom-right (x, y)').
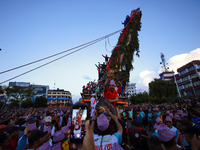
top-left (172, 70), bottom-right (181, 98)
top-left (188, 76), bottom-right (196, 96)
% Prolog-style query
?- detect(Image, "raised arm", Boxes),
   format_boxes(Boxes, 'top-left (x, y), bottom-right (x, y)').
top-left (111, 115), bottom-right (123, 134)
top-left (95, 64), bottom-right (99, 69)
top-left (104, 78), bottom-right (110, 92)
top-left (90, 115), bottom-right (97, 132)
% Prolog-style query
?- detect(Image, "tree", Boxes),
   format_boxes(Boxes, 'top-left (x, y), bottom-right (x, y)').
top-left (5, 85), bottom-right (35, 108)
top-left (149, 79), bottom-right (178, 99)
top-left (0, 86), bottom-right (4, 94)
top-left (129, 91), bottom-right (150, 104)
top-left (21, 99), bottom-right (33, 108)
top-left (0, 86), bottom-right (5, 109)
top-left (7, 99), bottom-right (20, 109)
top-left (34, 96), bottom-right (47, 108)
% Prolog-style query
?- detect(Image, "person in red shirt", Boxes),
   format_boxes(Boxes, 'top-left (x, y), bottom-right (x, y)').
top-left (86, 83), bottom-right (91, 94)
top-left (117, 83), bottom-right (122, 96)
top-left (104, 78), bottom-right (119, 108)
top-left (7, 126), bottom-right (19, 150)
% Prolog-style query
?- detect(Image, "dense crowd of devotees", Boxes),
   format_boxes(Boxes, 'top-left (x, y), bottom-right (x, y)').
top-left (0, 100), bottom-right (200, 150)
top-left (1, 79), bottom-right (200, 150)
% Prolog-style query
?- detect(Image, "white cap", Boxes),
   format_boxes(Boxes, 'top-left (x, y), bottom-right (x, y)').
top-left (45, 116), bottom-right (52, 123)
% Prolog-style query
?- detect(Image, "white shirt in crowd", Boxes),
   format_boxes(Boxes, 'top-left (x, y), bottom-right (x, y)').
top-left (38, 124), bottom-right (55, 136)
top-left (90, 97), bottom-right (97, 117)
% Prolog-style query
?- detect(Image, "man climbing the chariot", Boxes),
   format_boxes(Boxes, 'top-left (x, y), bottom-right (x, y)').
top-left (103, 76), bottom-right (119, 108)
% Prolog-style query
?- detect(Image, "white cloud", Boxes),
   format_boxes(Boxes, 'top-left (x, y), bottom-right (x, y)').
top-left (137, 70), bottom-right (158, 91)
top-left (137, 48), bottom-right (200, 90)
top-left (167, 48), bottom-right (200, 74)
top-left (72, 95), bottom-right (81, 104)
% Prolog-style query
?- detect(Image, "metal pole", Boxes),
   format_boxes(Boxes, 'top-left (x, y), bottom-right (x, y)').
top-left (172, 70), bottom-right (181, 98)
top-left (188, 76), bottom-right (196, 96)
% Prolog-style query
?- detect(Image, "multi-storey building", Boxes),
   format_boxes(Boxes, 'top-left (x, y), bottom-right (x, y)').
top-left (159, 71), bottom-right (174, 81)
top-left (9, 82), bottom-right (49, 101)
top-left (125, 83), bottom-right (136, 98)
top-left (171, 60), bottom-right (200, 96)
top-left (47, 88), bottom-right (72, 107)
top-left (32, 84), bottom-right (49, 100)
top-left (9, 82), bottom-right (30, 87)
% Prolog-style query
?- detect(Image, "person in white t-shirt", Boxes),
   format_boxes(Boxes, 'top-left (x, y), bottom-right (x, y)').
top-left (90, 110), bottom-right (123, 150)
top-left (90, 93), bottom-right (97, 117)
top-left (39, 116), bottom-right (55, 136)
top-left (165, 116), bottom-right (178, 138)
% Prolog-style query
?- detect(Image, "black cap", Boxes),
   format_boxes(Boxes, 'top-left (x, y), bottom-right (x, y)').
top-left (28, 130), bottom-right (48, 145)
top-left (6, 126), bottom-right (19, 134)
top-left (128, 126), bottom-right (141, 141)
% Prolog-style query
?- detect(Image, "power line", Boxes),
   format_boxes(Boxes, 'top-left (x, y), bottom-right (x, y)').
top-left (0, 29), bottom-right (122, 84)
top-left (0, 29), bottom-right (123, 75)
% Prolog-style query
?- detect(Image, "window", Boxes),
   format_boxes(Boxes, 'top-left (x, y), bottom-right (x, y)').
top-left (57, 92), bottom-right (60, 94)
top-left (176, 79), bottom-right (181, 83)
top-left (52, 96), bottom-right (56, 98)
top-left (182, 76), bottom-right (188, 82)
top-left (193, 81), bottom-right (200, 86)
top-left (196, 90), bottom-right (200, 95)
top-left (191, 73), bottom-right (197, 79)
top-left (48, 92), bottom-right (51, 94)
top-left (180, 69), bottom-right (187, 75)
top-left (53, 92), bottom-right (56, 94)
top-left (197, 64), bottom-right (200, 69)
top-left (188, 66), bottom-right (195, 71)
top-left (187, 91), bottom-right (192, 95)
top-left (62, 92), bottom-right (65, 94)
top-left (57, 96), bottom-right (61, 98)
top-left (184, 83), bottom-right (191, 89)
top-left (178, 86), bottom-right (184, 90)
top-left (161, 75), bottom-right (164, 80)
top-left (47, 96), bottom-right (51, 98)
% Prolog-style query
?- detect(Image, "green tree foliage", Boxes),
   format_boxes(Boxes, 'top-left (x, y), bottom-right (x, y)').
top-left (0, 86), bottom-right (5, 109)
top-left (110, 12), bottom-right (142, 83)
top-left (149, 79), bottom-right (178, 99)
top-left (5, 85), bottom-right (35, 108)
top-left (21, 99), bottom-right (33, 108)
top-left (34, 96), bottom-right (47, 108)
top-left (7, 99), bottom-right (20, 109)
top-left (0, 86), bottom-right (4, 94)
top-left (129, 92), bottom-right (167, 105)
top-left (129, 91), bottom-right (149, 104)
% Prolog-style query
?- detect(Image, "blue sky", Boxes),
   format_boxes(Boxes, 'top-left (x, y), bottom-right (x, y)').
top-left (0, 0), bottom-right (200, 102)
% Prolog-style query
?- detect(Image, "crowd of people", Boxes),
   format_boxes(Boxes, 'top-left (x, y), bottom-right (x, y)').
top-left (0, 107), bottom-right (72, 150)
top-left (81, 80), bottom-right (125, 99)
top-left (1, 79), bottom-right (200, 150)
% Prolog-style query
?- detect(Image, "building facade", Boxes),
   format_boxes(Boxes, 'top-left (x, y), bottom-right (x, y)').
top-left (47, 88), bottom-right (72, 107)
top-left (159, 71), bottom-right (173, 81)
top-left (125, 83), bottom-right (136, 98)
top-left (171, 60), bottom-right (200, 96)
top-left (9, 82), bottom-right (30, 87)
top-left (9, 82), bottom-right (49, 102)
top-left (159, 60), bottom-right (200, 96)
top-left (32, 84), bottom-right (49, 100)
